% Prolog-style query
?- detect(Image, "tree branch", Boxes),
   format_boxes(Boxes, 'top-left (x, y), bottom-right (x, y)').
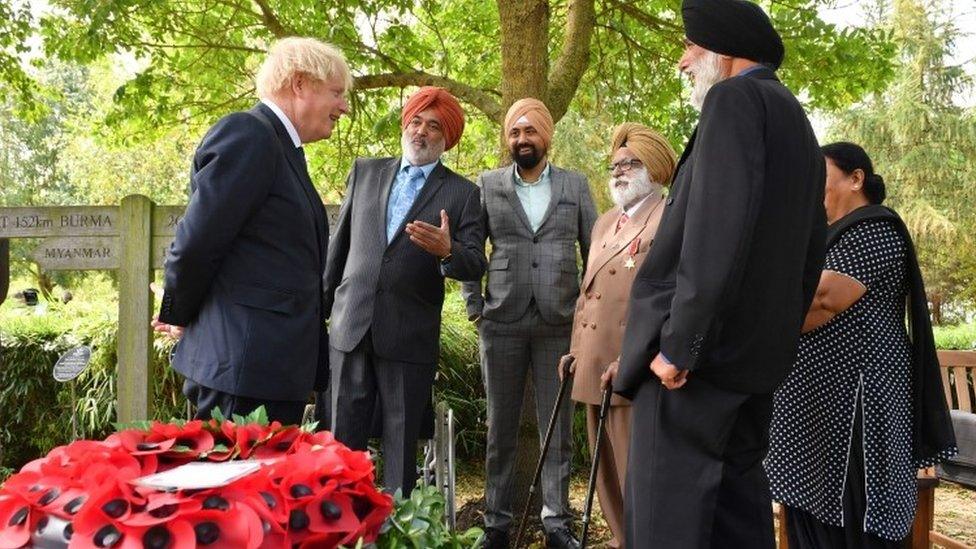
top-left (355, 71), bottom-right (504, 122)
top-left (608, 0), bottom-right (682, 33)
top-left (547, 0), bottom-right (596, 123)
top-left (251, 0), bottom-right (289, 38)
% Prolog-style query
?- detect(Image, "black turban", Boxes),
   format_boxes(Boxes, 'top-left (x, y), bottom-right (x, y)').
top-left (682, 0), bottom-right (785, 70)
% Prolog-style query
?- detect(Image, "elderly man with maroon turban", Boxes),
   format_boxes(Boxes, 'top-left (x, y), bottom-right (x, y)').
top-left (462, 98), bottom-right (597, 549)
top-left (319, 86), bottom-right (486, 495)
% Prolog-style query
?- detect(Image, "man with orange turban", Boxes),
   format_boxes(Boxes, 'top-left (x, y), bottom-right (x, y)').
top-left (462, 98), bottom-right (597, 549)
top-left (319, 86), bottom-right (487, 495)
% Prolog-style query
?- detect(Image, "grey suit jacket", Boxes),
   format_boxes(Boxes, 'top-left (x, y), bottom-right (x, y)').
top-left (462, 163), bottom-right (597, 325)
top-left (325, 157), bottom-right (486, 365)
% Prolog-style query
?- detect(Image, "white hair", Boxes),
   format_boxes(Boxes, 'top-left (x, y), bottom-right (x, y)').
top-left (608, 166), bottom-right (657, 209)
top-left (255, 37), bottom-right (353, 98)
top-left (688, 50), bottom-right (725, 111)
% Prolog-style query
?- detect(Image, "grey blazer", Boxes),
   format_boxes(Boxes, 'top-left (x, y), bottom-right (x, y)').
top-left (325, 157), bottom-right (486, 365)
top-left (462, 163), bottom-right (597, 325)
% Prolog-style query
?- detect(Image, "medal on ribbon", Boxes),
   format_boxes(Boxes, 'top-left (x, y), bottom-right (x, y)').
top-left (624, 238), bottom-right (640, 270)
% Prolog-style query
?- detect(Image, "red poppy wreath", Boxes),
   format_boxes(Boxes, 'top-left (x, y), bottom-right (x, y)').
top-left (0, 408), bottom-right (393, 548)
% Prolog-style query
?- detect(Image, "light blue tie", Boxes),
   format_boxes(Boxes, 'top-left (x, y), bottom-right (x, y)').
top-left (387, 166), bottom-right (426, 242)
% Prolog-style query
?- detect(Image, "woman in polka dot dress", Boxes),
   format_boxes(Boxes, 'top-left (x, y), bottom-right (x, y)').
top-left (764, 142), bottom-right (956, 548)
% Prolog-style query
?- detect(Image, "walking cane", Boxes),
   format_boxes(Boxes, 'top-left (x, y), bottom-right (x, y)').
top-left (580, 384), bottom-right (612, 548)
top-left (514, 358), bottom-right (574, 549)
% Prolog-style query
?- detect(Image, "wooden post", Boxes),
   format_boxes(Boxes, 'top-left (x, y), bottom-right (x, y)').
top-left (117, 195), bottom-right (154, 423)
top-left (0, 238), bottom-right (8, 306)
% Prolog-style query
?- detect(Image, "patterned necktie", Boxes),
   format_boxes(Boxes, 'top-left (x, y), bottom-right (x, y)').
top-left (387, 166), bottom-right (426, 242)
top-left (615, 212), bottom-right (629, 234)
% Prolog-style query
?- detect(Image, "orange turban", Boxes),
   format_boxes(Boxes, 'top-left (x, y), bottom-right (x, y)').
top-left (401, 87), bottom-right (465, 151)
top-left (611, 123), bottom-right (677, 186)
top-left (504, 98), bottom-right (554, 149)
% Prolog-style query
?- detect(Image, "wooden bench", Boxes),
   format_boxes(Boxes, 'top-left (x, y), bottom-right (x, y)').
top-left (913, 350), bottom-right (976, 549)
top-left (776, 350), bottom-right (976, 549)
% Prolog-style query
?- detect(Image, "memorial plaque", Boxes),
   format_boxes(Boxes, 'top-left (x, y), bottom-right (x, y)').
top-left (152, 206), bottom-right (186, 236)
top-left (0, 206), bottom-right (119, 238)
top-left (53, 345), bottom-right (92, 382)
top-left (32, 236), bottom-right (120, 270)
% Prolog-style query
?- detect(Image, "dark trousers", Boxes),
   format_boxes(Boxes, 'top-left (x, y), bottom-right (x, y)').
top-left (316, 336), bottom-right (435, 496)
top-left (626, 376), bottom-right (775, 549)
top-left (182, 379), bottom-right (306, 425)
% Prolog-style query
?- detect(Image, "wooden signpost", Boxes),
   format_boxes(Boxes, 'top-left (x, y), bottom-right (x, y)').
top-left (0, 197), bottom-right (340, 424)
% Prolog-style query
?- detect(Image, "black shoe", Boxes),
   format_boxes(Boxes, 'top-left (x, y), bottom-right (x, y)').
top-left (482, 526), bottom-right (510, 549)
top-left (546, 527), bottom-right (581, 549)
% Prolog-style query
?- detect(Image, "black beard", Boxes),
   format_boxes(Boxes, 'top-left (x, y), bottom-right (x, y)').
top-left (512, 144), bottom-right (543, 170)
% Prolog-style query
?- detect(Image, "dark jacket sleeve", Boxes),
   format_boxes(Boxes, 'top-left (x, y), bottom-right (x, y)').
top-left (159, 113), bottom-right (277, 326)
top-left (459, 174), bottom-right (488, 319)
top-left (659, 81), bottom-right (766, 371)
top-left (442, 182), bottom-right (487, 283)
top-left (577, 174), bottom-right (598, 275)
top-left (801, 183), bottom-right (827, 322)
top-left (323, 159), bottom-right (358, 318)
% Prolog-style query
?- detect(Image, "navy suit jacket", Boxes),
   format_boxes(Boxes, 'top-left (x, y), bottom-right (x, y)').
top-left (159, 103), bottom-right (329, 401)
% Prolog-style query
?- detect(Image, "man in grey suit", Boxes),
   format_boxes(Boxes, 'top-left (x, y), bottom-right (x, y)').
top-left (318, 87), bottom-right (486, 496)
top-left (463, 98), bottom-right (597, 549)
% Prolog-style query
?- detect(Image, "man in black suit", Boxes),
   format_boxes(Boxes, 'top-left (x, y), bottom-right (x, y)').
top-left (319, 87), bottom-right (486, 495)
top-left (603, 1), bottom-right (826, 547)
top-left (154, 38), bottom-right (352, 425)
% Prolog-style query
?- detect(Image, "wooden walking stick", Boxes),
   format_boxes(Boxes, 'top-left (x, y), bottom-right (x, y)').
top-left (514, 359), bottom-right (574, 549)
top-left (581, 384), bottom-right (613, 547)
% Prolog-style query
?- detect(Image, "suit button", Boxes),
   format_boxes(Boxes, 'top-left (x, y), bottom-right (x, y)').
top-left (666, 196), bottom-right (674, 205)
top-left (533, 236), bottom-right (539, 243)
top-left (383, 256), bottom-right (391, 263)
top-left (532, 261), bottom-right (538, 268)
top-left (586, 292), bottom-right (593, 299)
top-left (590, 323), bottom-right (597, 330)
top-left (582, 321), bottom-right (588, 328)
top-left (609, 268), bottom-right (616, 275)
top-left (595, 293), bottom-right (602, 299)
top-left (377, 288), bottom-right (384, 294)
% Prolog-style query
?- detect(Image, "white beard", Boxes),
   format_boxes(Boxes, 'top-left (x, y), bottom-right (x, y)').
top-left (688, 51), bottom-right (725, 111)
top-left (401, 132), bottom-right (445, 166)
top-left (608, 167), bottom-right (657, 210)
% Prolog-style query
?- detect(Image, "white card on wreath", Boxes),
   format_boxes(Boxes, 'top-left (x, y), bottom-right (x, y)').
top-left (133, 460), bottom-right (263, 490)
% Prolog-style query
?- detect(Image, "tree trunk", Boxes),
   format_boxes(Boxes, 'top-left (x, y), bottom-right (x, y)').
top-left (498, 0), bottom-right (550, 111)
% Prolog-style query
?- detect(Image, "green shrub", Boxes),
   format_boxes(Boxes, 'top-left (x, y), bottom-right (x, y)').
top-left (376, 484), bottom-right (483, 548)
top-left (0, 303), bottom-right (183, 469)
top-left (934, 322), bottom-right (976, 350)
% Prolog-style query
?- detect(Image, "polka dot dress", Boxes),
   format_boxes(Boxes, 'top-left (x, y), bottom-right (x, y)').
top-left (765, 219), bottom-right (917, 542)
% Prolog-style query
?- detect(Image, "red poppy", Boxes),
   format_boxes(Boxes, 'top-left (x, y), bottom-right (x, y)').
top-left (0, 494), bottom-right (33, 549)
top-left (123, 491), bottom-right (202, 527)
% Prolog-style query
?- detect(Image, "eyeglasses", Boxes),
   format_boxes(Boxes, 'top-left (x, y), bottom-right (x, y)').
top-left (608, 159), bottom-right (643, 173)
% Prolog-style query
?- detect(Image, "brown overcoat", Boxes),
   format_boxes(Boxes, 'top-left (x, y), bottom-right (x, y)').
top-left (569, 194), bottom-right (665, 406)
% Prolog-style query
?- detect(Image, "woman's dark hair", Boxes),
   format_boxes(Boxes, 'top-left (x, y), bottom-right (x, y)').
top-left (821, 141), bottom-right (886, 205)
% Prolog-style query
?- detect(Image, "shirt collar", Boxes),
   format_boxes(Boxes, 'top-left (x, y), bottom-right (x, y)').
top-left (736, 64), bottom-right (766, 77)
top-left (623, 189), bottom-right (663, 218)
top-left (260, 99), bottom-right (302, 148)
top-left (399, 157), bottom-right (440, 180)
top-left (514, 162), bottom-right (551, 187)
